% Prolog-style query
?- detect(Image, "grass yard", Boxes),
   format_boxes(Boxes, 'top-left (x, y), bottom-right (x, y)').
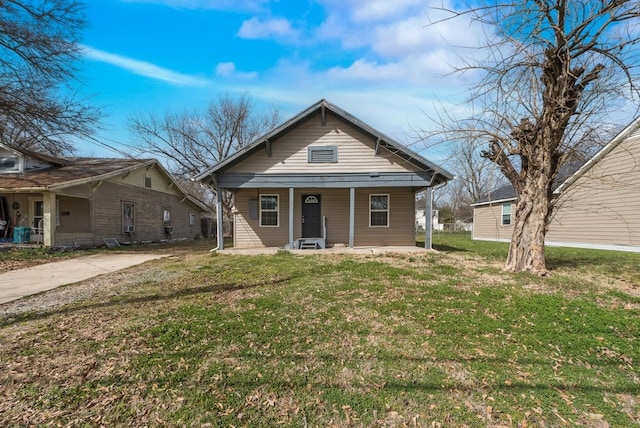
top-left (1, 234), bottom-right (639, 427)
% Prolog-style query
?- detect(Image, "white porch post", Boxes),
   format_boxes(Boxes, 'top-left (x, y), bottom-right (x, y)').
top-left (349, 187), bottom-right (355, 248)
top-left (43, 192), bottom-right (56, 247)
top-left (216, 188), bottom-right (224, 250)
top-left (425, 187), bottom-right (433, 249)
top-left (289, 187), bottom-right (294, 249)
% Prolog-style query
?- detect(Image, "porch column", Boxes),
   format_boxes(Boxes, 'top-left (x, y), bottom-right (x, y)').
top-left (349, 187), bottom-right (355, 248)
top-left (289, 187), bottom-right (294, 249)
top-left (425, 187), bottom-right (433, 249)
top-left (42, 192), bottom-right (56, 247)
top-left (216, 188), bottom-right (224, 250)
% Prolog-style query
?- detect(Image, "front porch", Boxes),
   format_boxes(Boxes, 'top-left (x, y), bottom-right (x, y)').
top-left (216, 186), bottom-right (435, 251)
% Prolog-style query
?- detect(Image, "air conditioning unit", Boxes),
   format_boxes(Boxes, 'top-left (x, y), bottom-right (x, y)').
top-left (124, 225), bottom-right (135, 233)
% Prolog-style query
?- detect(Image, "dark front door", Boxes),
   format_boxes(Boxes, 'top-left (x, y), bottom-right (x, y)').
top-left (302, 194), bottom-right (321, 238)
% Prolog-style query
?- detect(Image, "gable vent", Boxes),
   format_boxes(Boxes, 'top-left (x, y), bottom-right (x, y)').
top-left (308, 146), bottom-right (338, 163)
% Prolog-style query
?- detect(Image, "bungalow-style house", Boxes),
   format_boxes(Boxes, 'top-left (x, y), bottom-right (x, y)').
top-left (0, 143), bottom-right (208, 247)
top-left (195, 99), bottom-right (453, 250)
top-left (472, 116), bottom-right (640, 252)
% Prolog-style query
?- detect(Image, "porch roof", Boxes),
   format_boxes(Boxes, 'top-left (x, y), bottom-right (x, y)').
top-left (216, 172), bottom-right (436, 190)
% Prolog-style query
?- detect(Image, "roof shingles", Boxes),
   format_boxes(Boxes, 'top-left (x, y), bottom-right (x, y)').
top-left (0, 158), bottom-right (153, 190)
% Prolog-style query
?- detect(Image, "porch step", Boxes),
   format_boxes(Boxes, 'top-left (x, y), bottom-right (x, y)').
top-left (299, 241), bottom-right (319, 250)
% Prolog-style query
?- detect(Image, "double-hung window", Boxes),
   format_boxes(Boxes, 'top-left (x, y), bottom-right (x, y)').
top-left (502, 203), bottom-right (512, 226)
top-left (260, 194), bottom-right (279, 227)
top-left (369, 194), bottom-right (389, 227)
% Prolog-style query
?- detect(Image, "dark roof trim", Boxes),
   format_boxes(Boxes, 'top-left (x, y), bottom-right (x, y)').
top-left (470, 184), bottom-right (517, 206)
top-left (195, 99), bottom-right (454, 185)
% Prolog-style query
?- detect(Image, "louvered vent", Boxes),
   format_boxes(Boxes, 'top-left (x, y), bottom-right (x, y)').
top-left (308, 146), bottom-right (338, 163)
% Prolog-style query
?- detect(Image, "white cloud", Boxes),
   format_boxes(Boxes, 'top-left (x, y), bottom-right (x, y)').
top-left (119, 0), bottom-right (269, 12)
top-left (326, 59), bottom-right (404, 82)
top-left (215, 62), bottom-right (258, 79)
top-left (316, 0), bottom-right (427, 25)
top-left (82, 45), bottom-right (211, 87)
top-left (350, 0), bottom-right (423, 23)
top-left (237, 17), bottom-right (300, 40)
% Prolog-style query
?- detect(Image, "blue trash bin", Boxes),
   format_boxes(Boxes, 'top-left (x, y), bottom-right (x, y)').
top-left (13, 226), bottom-right (31, 244)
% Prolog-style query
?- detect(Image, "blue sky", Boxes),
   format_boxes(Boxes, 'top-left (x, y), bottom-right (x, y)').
top-left (76, 0), bottom-right (483, 159)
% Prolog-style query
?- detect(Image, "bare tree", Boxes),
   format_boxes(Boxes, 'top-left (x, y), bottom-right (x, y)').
top-left (0, 0), bottom-right (98, 155)
top-left (453, 140), bottom-right (503, 202)
top-left (129, 92), bottom-right (280, 215)
top-left (432, 141), bottom-right (504, 229)
top-left (436, 1), bottom-right (640, 274)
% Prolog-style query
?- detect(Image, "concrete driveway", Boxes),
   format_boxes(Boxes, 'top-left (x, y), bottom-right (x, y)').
top-left (0, 253), bottom-right (168, 304)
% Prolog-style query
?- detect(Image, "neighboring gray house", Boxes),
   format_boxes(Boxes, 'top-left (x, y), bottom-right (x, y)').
top-left (472, 116), bottom-right (640, 252)
top-left (196, 99), bottom-right (453, 250)
top-left (0, 143), bottom-right (208, 247)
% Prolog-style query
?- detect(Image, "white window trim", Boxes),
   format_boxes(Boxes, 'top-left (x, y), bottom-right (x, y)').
top-left (501, 203), bottom-right (512, 226)
top-left (189, 212), bottom-right (197, 226)
top-left (369, 193), bottom-right (390, 228)
top-left (260, 194), bottom-right (279, 227)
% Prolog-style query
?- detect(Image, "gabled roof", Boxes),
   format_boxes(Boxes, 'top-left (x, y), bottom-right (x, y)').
top-left (472, 161), bottom-right (583, 207)
top-left (195, 99), bottom-right (454, 186)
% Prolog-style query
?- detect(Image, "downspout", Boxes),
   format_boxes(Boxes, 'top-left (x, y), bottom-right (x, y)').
top-left (207, 173), bottom-right (222, 252)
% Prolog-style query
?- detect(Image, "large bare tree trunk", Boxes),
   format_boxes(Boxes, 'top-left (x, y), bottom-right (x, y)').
top-left (505, 177), bottom-right (552, 275)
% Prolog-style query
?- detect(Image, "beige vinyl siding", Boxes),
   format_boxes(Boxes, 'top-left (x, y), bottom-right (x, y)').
top-left (546, 131), bottom-right (640, 247)
top-left (472, 203), bottom-right (515, 241)
top-left (354, 188), bottom-right (415, 246)
top-left (233, 187), bottom-right (416, 248)
top-left (227, 112), bottom-right (421, 174)
top-left (234, 189), bottom-right (291, 248)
